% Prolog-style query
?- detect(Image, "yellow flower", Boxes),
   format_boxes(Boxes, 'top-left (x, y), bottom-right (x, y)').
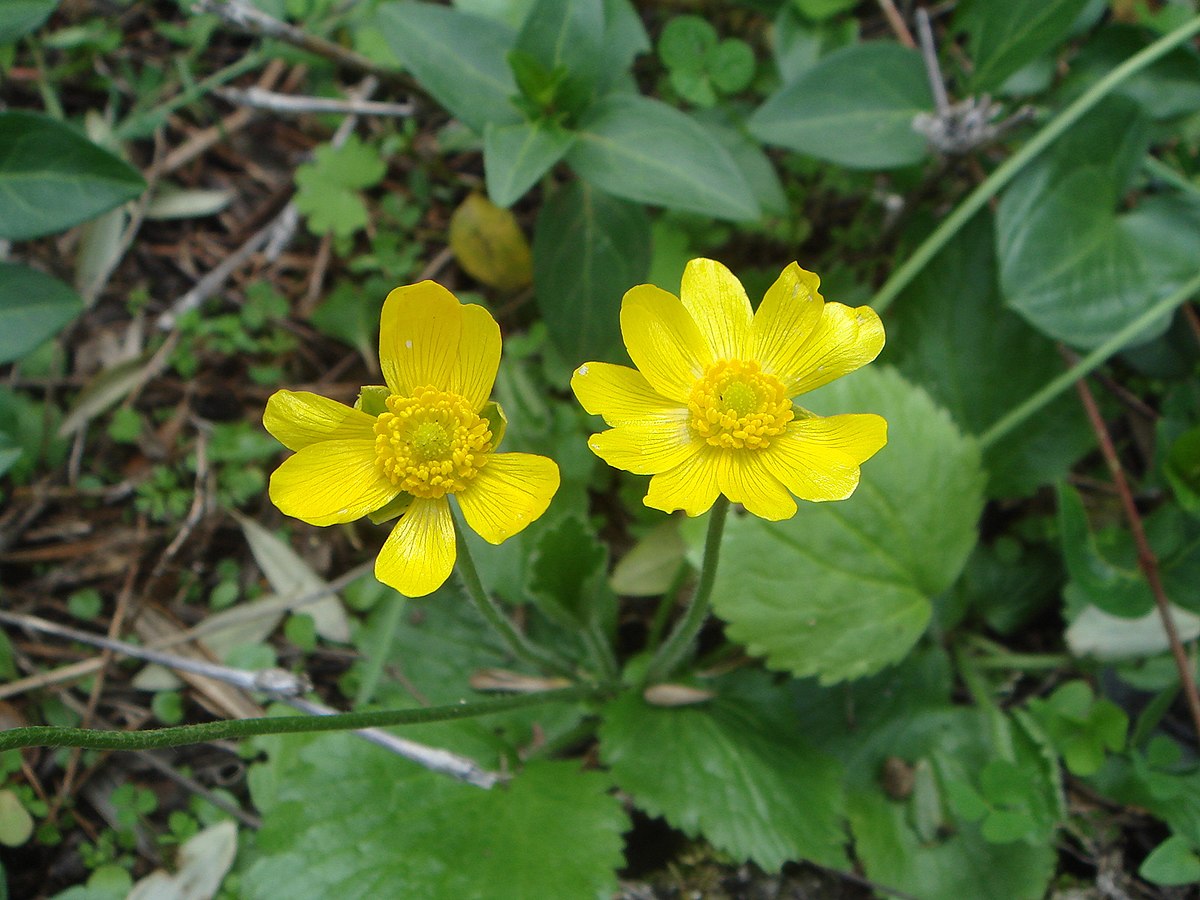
top-left (571, 259), bottom-right (886, 520)
top-left (264, 282), bottom-right (560, 597)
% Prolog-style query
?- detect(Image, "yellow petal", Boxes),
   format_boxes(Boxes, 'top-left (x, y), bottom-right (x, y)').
top-left (620, 284), bottom-right (712, 403)
top-left (644, 445), bottom-right (722, 517)
top-left (457, 453), bottom-right (560, 544)
top-left (782, 303), bottom-right (885, 397)
top-left (679, 258), bottom-right (753, 360)
top-left (269, 440), bottom-right (398, 526)
top-left (760, 414), bottom-right (888, 502)
top-left (715, 452), bottom-right (796, 521)
top-left (570, 361), bottom-right (678, 426)
top-left (263, 390), bottom-right (377, 451)
top-left (375, 496), bottom-right (456, 598)
top-left (379, 281), bottom-right (462, 396)
top-left (750, 263), bottom-right (824, 383)
top-left (588, 419), bottom-right (697, 475)
top-left (457, 303), bottom-right (502, 410)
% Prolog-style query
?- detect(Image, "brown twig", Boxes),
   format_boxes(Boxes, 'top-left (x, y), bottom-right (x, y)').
top-left (1067, 357), bottom-right (1200, 745)
top-left (877, 0), bottom-right (916, 48)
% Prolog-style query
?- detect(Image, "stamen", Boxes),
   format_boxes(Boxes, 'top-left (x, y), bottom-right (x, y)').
top-left (688, 360), bottom-right (792, 450)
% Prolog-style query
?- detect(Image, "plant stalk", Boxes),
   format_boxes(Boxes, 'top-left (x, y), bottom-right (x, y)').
top-left (645, 497), bottom-right (730, 684)
top-left (0, 687), bottom-right (596, 752)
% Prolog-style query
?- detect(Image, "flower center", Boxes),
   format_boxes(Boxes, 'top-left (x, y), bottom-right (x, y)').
top-left (688, 360), bottom-right (793, 450)
top-left (373, 387), bottom-right (492, 498)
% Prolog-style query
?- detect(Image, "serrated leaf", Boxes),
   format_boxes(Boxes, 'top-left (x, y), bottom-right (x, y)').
top-left (483, 120), bottom-right (575, 207)
top-left (0, 263), bottom-right (82, 364)
top-left (447, 193), bottom-right (533, 291)
top-left (955, 0), bottom-right (1091, 92)
top-left (600, 670), bottom-right (847, 870)
top-left (527, 514), bottom-right (610, 628)
top-left (710, 366), bottom-right (985, 684)
top-left (997, 96), bottom-right (1200, 349)
top-left (749, 42), bottom-right (932, 170)
top-left (0, 110), bottom-right (145, 240)
top-left (532, 180), bottom-right (650, 362)
top-left (293, 137), bottom-right (386, 239)
top-left (890, 214), bottom-right (1093, 498)
top-left (567, 94), bottom-right (760, 220)
top-left (245, 735), bottom-right (627, 900)
top-left (0, 0), bottom-right (57, 44)
top-left (377, 2), bottom-right (520, 133)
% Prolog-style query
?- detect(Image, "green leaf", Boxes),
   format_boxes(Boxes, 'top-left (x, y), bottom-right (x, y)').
top-left (692, 109), bottom-right (787, 216)
top-left (1140, 834), bottom-right (1200, 886)
top-left (705, 367), bottom-right (979, 681)
top-left (0, 263), bottom-right (82, 364)
top-left (790, 652), bottom-right (1058, 900)
top-left (309, 277), bottom-right (386, 361)
top-left (709, 39), bottom-right (755, 94)
top-left (1057, 482), bottom-right (1153, 618)
top-left (792, 0), bottom-right (859, 21)
top-left (245, 733), bottom-right (627, 900)
top-left (0, 790), bottom-right (32, 847)
top-left (483, 120), bottom-right (575, 208)
top-left (532, 180), bottom-right (650, 362)
top-left (659, 16), bottom-right (716, 72)
top-left (0, 386), bottom-right (66, 483)
top-left (0, 111), bottom-right (144, 240)
top-left (599, 670), bottom-right (847, 871)
top-left (0, 0), bottom-right (57, 44)
top-left (609, 522), bottom-right (686, 597)
top-left (997, 97), bottom-right (1200, 349)
top-left (773, 5), bottom-right (858, 83)
top-left (293, 136), bottom-right (386, 239)
top-left (377, 1), bottom-right (520, 133)
top-left (749, 42), bottom-right (932, 170)
top-left (710, 366), bottom-right (985, 684)
top-left (597, 0), bottom-right (650, 81)
top-left (955, 0), bottom-right (1090, 92)
top-left (889, 214), bottom-right (1093, 497)
top-left (567, 94), bottom-right (760, 220)
top-left (514, 0), bottom-right (604, 91)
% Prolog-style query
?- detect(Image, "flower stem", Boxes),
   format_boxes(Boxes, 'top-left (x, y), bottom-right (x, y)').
top-left (0, 687), bottom-right (596, 753)
top-left (869, 13), bottom-right (1200, 314)
top-left (451, 516), bottom-right (575, 679)
top-left (645, 497), bottom-right (730, 684)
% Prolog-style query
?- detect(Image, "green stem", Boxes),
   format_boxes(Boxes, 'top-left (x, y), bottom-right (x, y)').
top-left (451, 516), bottom-right (575, 679)
top-left (980, 267), bottom-right (1200, 449)
top-left (870, 14), bottom-right (1200, 314)
top-left (0, 687), bottom-right (594, 752)
top-left (582, 619), bottom-right (619, 683)
top-left (645, 497), bottom-right (730, 684)
top-left (646, 563), bottom-right (689, 652)
top-left (1143, 155), bottom-right (1200, 198)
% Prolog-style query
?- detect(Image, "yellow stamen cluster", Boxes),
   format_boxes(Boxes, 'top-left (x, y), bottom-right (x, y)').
top-left (373, 387), bottom-right (492, 498)
top-left (688, 359), bottom-right (793, 450)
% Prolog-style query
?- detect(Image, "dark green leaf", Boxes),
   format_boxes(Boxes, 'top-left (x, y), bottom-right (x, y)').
top-left (377, 2), bottom-right (520, 133)
top-left (533, 181), bottom-right (650, 362)
top-left (567, 94), bottom-right (760, 220)
top-left (1057, 482), bottom-right (1154, 618)
top-left (483, 120), bottom-right (575, 207)
top-left (0, 263), bottom-right (82, 364)
top-left (514, 0), bottom-right (604, 91)
top-left (600, 671), bottom-right (847, 870)
top-left (997, 97), bottom-right (1200, 348)
top-left (0, 0), bottom-right (57, 44)
top-left (246, 733), bottom-right (627, 900)
top-left (527, 514), bottom-right (613, 630)
top-left (772, 5), bottom-right (858, 83)
top-left (749, 42), bottom-right (932, 169)
top-left (710, 367), bottom-right (985, 683)
top-left (955, 0), bottom-right (1091, 92)
top-left (0, 111), bottom-right (144, 240)
top-left (890, 214), bottom-right (1093, 497)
